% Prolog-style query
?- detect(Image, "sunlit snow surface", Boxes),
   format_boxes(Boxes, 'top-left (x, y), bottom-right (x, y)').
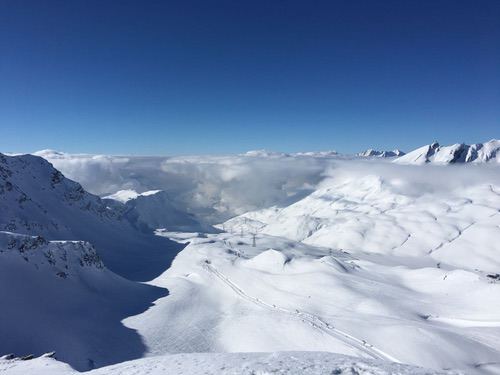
top-left (2, 149), bottom-right (500, 374)
top-left (146, 166), bottom-right (500, 374)
top-left (0, 352), bottom-right (460, 375)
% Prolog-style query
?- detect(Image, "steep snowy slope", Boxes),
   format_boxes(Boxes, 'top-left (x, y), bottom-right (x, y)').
top-left (0, 351), bottom-right (461, 375)
top-left (0, 231), bottom-right (166, 371)
top-left (395, 139), bottom-right (500, 164)
top-left (104, 189), bottom-right (215, 233)
top-left (0, 153), bottom-right (183, 280)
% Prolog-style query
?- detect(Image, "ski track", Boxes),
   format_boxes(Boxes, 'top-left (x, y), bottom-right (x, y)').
top-left (429, 211), bottom-right (499, 255)
top-left (203, 262), bottom-right (400, 363)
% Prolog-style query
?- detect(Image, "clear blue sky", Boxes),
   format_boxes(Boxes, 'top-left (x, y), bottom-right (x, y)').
top-left (1, 0), bottom-right (499, 155)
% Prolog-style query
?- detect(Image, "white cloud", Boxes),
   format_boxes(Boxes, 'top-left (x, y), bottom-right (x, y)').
top-left (34, 151), bottom-right (332, 223)
top-left (34, 150), bottom-right (500, 224)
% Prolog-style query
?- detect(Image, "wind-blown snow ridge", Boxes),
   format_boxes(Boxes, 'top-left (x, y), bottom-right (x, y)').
top-left (0, 351), bottom-right (461, 375)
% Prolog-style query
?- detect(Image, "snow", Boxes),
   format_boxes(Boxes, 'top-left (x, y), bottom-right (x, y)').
top-left (0, 352), bottom-right (460, 375)
top-left (243, 149), bottom-right (290, 158)
top-left (224, 167), bottom-right (500, 272)
top-left (242, 248), bottom-right (290, 272)
top-left (0, 153), bottom-right (184, 280)
top-left (293, 150), bottom-right (339, 157)
top-left (0, 232), bottom-right (167, 371)
top-left (143, 228), bottom-right (500, 373)
top-left (358, 149), bottom-right (405, 158)
top-left (103, 189), bottom-right (162, 203)
top-left (394, 140), bottom-right (500, 164)
top-left (2, 148), bottom-right (500, 374)
top-left (33, 150), bottom-right (333, 223)
top-left (104, 189), bottom-right (215, 233)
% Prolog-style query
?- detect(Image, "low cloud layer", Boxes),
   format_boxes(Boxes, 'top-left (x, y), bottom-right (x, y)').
top-left (34, 150), bottom-right (500, 224)
top-left (34, 150), bottom-right (334, 223)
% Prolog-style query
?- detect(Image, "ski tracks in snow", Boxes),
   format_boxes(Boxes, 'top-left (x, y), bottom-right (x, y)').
top-left (203, 262), bottom-right (400, 363)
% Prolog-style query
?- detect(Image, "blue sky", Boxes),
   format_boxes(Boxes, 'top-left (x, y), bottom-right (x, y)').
top-left (0, 0), bottom-right (499, 155)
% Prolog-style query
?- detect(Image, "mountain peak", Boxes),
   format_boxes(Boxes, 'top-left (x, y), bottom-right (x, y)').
top-left (394, 139), bottom-right (500, 164)
top-left (357, 149), bottom-right (406, 158)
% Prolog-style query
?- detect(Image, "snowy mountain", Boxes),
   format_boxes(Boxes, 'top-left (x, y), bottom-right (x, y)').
top-left (292, 150), bottom-right (339, 157)
top-left (222, 168), bottom-right (500, 272)
top-left (204, 164), bottom-right (500, 373)
top-left (104, 189), bottom-right (216, 233)
top-left (242, 149), bottom-right (290, 158)
top-left (394, 139), bottom-right (500, 164)
top-left (0, 231), bottom-right (166, 371)
top-left (2, 150), bottom-right (500, 375)
top-left (32, 150), bottom-right (329, 224)
top-left (0, 351), bottom-right (461, 375)
top-left (357, 149), bottom-right (405, 158)
top-left (0, 231), bottom-right (104, 278)
top-left (0, 153), bottom-right (183, 280)
top-left (104, 189), bottom-right (163, 203)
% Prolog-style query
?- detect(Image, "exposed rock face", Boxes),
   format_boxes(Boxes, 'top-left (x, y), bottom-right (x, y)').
top-left (0, 231), bottom-right (104, 278)
top-left (0, 153), bottom-right (183, 281)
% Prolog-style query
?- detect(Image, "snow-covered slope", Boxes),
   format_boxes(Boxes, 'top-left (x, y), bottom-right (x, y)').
top-left (358, 149), bottom-right (405, 158)
top-left (3, 151), bottom-right (500, 374)
top-left (0, 351), bottom-right (461, 375)
top-left (394, 139), bottom-right (500, 164)
top-left (104, 189), bottom-right (162, 203)
top-left (0, 231), bottom-right (166, 371)
top-left (0, 153), bottom-right (183, 280)
top-left (134, 227), bottom-right (499, 374)
top-left (104, 189), bottom-right (215, 233)
top-left (223, 166), bottom-right (500, 272)
top-left (189, 163), bottom-right (500, 373)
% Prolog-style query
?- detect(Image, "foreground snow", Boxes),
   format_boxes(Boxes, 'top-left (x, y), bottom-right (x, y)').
top-left (145, 230), bottom-right (500, 374)
top-left (0, 232), bottom-right (166, 371)
top-left (0, 352), bottom-right (461, 374)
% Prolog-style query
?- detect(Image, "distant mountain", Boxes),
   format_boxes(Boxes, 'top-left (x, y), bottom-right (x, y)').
top-left (292, 150), bottom-right (338, 157)
top-left (243, 149), bottom-right (290, 158)
top-left (0, 153), bottom-right (183, 281)
top-left (357, 149), bottom-right (405, 158)
top-left (394, 140), bottom-right (500, 164)
top-left (243, 150), bottom-right (339, 158)
top-left (104, 189), bottom-right (216, 233)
